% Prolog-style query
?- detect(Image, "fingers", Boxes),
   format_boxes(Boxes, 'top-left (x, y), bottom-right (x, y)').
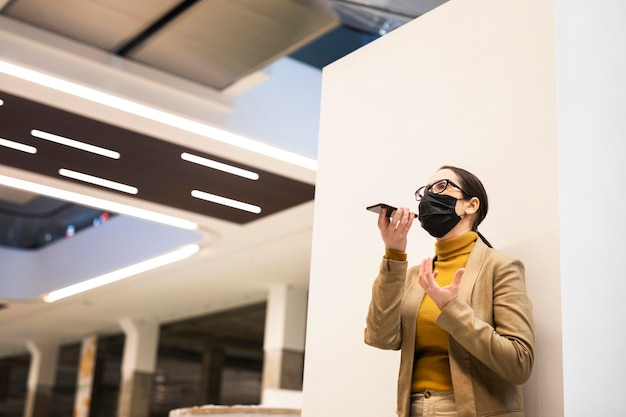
top-left (420, 257), bottom-right (433, 275)
top-left (378, 206), bottom-right (414, 253)
top-left (377, 207), bottom-right (390, 229)
top-left (418, 257), bottom-right (434, 289)
top-left (400, 207), bottom-right (415, 227)
top-left (418, 264), bottom-right (465, 311)
top-left (418, 261), bottom-right (461, 290)
top-left (390, 207), bottom-right (414, 232)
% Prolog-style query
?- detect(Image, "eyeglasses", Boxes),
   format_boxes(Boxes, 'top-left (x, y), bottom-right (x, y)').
top-left (415, 179), bottom-right (471, 201)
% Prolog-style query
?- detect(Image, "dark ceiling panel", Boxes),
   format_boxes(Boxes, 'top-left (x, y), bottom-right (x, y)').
top-left (1, 0), bottom-right (181, 50)
top-left (126, 0), bottom-right (339, 89)
top-left (1, 0), bottom-right (339, 90)
top-left (0, 90), bottom-right (315, 224)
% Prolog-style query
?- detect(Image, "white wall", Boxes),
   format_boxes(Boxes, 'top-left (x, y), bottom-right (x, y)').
top-left (304, 1), bottom-right (562, 417)
top-left (556, 2), bottom-right (626, 416)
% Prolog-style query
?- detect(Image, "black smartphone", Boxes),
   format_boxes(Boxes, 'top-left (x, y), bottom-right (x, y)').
top-left (366, 203), bottom-right (417, 218)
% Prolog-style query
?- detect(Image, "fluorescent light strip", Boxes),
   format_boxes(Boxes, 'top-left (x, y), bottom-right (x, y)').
top-left (59, 168), bottom-right (138, 194)
top-left (0, 174), bottom-right (197, 230)
top-left (31, 129), bottom-right (120, 159)
top-left (181, 152), bottom-right (259, 180)
top-left (191, 190), bottom-right (261, 214)
top-left (0, 60), bottom-right (318, 170)
top-left (0, 137), bottom-right (37, 154)
top-left (43, 244), bottom-right (200, 302)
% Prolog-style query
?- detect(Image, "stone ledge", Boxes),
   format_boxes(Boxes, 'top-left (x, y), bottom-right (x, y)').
top-left (170, 405), bottom-right (301, 417)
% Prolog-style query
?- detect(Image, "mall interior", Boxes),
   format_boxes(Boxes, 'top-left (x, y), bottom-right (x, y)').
top-left (3, 2), bottom-right (625, 417)
top-left (0, 1), bottom-right (445, 416)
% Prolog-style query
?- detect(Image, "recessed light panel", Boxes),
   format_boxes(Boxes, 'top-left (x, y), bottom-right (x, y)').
top-left (31, 129), bottom-right (120, 159)
top-left (191, 190), bottom-right (261, 214)
top-left (181, 152), bottom-right (259, 180)
top-left (0, 137), bottom-right (37, 154)
top-left (58, 169), bottom-right (138, 194)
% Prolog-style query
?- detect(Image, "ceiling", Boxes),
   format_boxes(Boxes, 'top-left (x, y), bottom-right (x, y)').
top-left (0, 0), bottom-right (445, 359)
top-left (1, 0), bottom-right (339, 90)
top-left (0, 89), bottom-right (316, 227)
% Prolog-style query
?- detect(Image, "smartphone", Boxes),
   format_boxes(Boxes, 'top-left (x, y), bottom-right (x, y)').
top-left (366, 203), bottom-right (417, 218)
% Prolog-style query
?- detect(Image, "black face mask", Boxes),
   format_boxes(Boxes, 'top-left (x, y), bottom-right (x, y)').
top-left (418, 192), bottom-right (462, 238)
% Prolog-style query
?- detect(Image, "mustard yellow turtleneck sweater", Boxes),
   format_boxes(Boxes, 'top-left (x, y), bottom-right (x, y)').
top-left (411, 231), bottom-right (478, 392)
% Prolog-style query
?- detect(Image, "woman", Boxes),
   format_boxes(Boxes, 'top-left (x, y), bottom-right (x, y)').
top-left (365, 166), bottom-right (535, 417)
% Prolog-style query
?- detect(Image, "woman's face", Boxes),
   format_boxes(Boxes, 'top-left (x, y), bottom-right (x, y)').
top-left (423, 168), bottom-right (479, 237)
top-left (425, 168), bottom-right (466, 204)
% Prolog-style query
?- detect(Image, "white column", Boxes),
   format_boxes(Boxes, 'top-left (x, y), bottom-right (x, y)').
top-left (24, 341), bottom-right (59, 417)
top-left (556, 1), bottom-right (626, 416)
top-left (117, 318), bottom-right (160, 417)
top-left (262, 284), bottom-right (307, 407)
top-left (74, 335), bottom-right (98, 417)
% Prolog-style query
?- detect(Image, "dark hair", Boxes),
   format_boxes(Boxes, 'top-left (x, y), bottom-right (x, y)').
top-left (439, 165), bottom-right (492, 247)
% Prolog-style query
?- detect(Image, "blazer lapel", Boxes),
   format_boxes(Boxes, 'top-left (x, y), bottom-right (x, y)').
top-left (458, 238), bottom-right (487, 303)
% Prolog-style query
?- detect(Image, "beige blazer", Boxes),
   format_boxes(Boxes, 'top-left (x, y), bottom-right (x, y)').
top-left (365, 238), bottom-right (535, 417)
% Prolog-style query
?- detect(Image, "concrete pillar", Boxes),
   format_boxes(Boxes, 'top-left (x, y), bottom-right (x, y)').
top-left (23, 341), bottom-right (59, 417)
top-left (117, 318), bottom-right (160, 417)
top-left (261, 285), bottom-right (307, 404)
top-left (74, 335), bottom-right (98, 417)
top-left (0, 359), bottom-right (9, 402)
top-left (200, 347), bottom-right (225, 404)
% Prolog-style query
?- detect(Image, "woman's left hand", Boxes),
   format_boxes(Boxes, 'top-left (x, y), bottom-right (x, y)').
top-left (417, 257), bottom-right (465, 311)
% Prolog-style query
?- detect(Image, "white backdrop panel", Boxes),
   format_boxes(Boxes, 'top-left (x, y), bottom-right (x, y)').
top-left (304, 1), bottom-right (562, 417)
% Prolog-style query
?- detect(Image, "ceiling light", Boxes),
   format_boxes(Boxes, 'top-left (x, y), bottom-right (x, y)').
top-left (191, 190), bottom-right (261, 214)
top-left (43, 244), bottom-right (200, 302)
top-left (0, 174), bottom-right (197, 230)
top-left (59, 168), bottom-right (138, 194)
top-left (31, 129), bottom-right (120, 159)
top-left (0, 137), bottom-right (37, 154)
top-left (0, 60), bottom-right (318, 170)
top-left (0, 98), bottom-right (4, 106)
top-left (181, 152), bottom-right (259, 180)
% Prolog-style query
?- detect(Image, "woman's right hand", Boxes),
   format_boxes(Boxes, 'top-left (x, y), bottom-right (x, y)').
top-left (378, 206), bottom-right (415, 253)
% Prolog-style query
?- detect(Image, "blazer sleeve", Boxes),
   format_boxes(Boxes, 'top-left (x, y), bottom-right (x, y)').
top-left (363, 257), bottom-right (409, 350)
top-left (435, 257), bottom-right (535, 385)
